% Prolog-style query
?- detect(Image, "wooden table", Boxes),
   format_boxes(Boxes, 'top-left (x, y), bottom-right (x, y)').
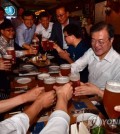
top-left (6, 57), bottom-right (104, 133)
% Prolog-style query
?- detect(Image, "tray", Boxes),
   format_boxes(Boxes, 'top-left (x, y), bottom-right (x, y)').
top-left (29, 56), bottom-right (51, 67)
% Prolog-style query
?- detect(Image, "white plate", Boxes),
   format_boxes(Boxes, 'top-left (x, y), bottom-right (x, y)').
top-left (22, 65), bottom-right (34, 70)
top-left (76, 113), bottom-right (102, 127)
top-left (47, 55), bottom-right (54, 60)
top-left (49, 65), bottom-right (59, 71)
top-left (17, 78), bottom-right (32, 84)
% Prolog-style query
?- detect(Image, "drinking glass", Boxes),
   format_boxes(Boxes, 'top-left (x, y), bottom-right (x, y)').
top-left (103, 80), bottom-right (120, 133)
top-left (6, 47), bottom-right (16, 63)
top-left (60, 64), bottom-right (71, 76)
top-left (44, 77), bottom-right (56, 92)
top-left (32, 39), bottom-right (39, 52)
top-left (55, 76), bottom-right (70, 86)
top-left (37, 73), bottom-right (50, 87)
top-left (69, 73), bottom-right (80, 100)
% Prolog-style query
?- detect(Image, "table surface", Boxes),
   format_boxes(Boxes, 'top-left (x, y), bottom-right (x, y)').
top-left (6, 56), bottom-right (104, 133)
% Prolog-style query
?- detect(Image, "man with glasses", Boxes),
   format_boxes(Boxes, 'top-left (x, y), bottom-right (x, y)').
top-left (71, 21), bottom-right (120, 99)
top-left (50, 5), bottom-right (80, 64)
top-left (15, 11), bottom-right (37, 54)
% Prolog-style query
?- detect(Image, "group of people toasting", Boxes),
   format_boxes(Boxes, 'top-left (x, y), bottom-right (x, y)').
top-left (0, 3), bottom-right (120, 134)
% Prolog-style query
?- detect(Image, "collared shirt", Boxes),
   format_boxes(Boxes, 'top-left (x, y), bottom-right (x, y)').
top-left (0, 110), bottom-right (70, 134)
top-left (71, 47), bottom-right (120, 89)
top-left (0, 36), bottom-right (14, 56)
top-left (62, 19), bottom-right (69, 49)
top-left (15, 23), bottom-right (36, 47)
top-left (35, 22), bottom-right (53, 40)
top-left (0, 113), bottom-right (29, 134)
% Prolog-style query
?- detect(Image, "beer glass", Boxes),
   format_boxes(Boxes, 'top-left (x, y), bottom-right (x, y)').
top-left (32, 39), bottom-right (39, 51)
top-left (3, 55), bottom-right (12, 62)
top-left (37, 73), bottom-right (50, 87)
top-left (69, 73), bottom-right (80, 100)
top-left (6, 47), bottom-right (16, 63)
top-left (41, 39), bottom-right (49, 51)
top-left (60, 64), bottom-right (71, 76)
top-left (56, 76), bottom-right (70, 86)
top-left (44, 77), bottom-right (56, 92)
top-left (48, 40), bottom-right (54, 51)
top-left (103, 81), bottom-right (120, 133)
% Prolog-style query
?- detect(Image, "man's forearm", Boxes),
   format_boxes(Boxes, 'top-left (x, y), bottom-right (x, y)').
top-left (0, 94), bottom-right (27, 113)
top-left (55, 97), bottom-right (68, 113)
top-left (24, 100), bottom-right (43, 124)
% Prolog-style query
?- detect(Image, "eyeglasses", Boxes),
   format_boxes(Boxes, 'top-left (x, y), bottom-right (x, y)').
top-left (91, 38), bottom-right (110, 46)
top-left (56, 13), bottom-right (66, 18)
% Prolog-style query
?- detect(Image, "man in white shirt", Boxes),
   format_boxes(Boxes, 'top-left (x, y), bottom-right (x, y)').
top-left (0, 83), bottom-right (73, 134)
top-left (34, 11), bottom-right (53, 41)
top-left (71, 21), bottom-right (120, 98)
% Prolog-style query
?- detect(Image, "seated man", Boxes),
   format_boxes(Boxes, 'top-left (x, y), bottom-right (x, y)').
top-left (15, 10), bottom-right (37, 54)
top-left (0, 83), bottom-right (73, 134)
top-left (71, 21), bottom-right (120, 98)
top-left (34, 11), bottom-right (53, 41)
top-left (54, 23), bottom-right (89, 82)
top-left (0, 21), bottom-right (15, 56)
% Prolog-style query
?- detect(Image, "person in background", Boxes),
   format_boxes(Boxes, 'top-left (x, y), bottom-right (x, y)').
top-left (11, 7), bottom-right (24, 29)
top-left (34, 11), bottom-right (53, 41)
top-left (0, 83), bottom-right (73, 134)
top-left (0, 6), bottom-right (11, 27)
top-left (15, 10), bottom-right (37, 54)
top-left (0, 21), bottom-right (15, 56)
top-left (0, 21), bottom-right (35, 56)
top-left (50, 5), bottom-right (80, 50)
top-left (54, 24), bottom-right (89, 82)
top-left (50, 5), bottom-right (81, 64)
top-left (71, 21), bottom-right (120, 98)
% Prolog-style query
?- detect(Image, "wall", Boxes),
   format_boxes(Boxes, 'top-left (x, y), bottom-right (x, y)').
top-left (106, 11), bottom-right (120, 34)
top-left (95, 1), bottom-right (120, 34)
top-left (95, 1), bottom-right (106, 23)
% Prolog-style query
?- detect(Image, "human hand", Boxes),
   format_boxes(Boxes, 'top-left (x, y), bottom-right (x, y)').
top-left (23, 87), bottom-right (45, 102)
top-left (114, 106), bottom-right (120, 112)
top-left (29, 46), bottom-right (38, 55)
top-left (53, 43), bottom-right (63, 53)
top-left (0, 59), bottom-right (11, 71)
top-left (37, 90), bottom-right (56, 108)
top-left (53, 83), bottom-right (73, 101)
top-left (74, 82), bottom-right (100, 96)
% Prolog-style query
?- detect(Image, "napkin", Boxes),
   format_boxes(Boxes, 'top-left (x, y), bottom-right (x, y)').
top-left (71, 122), bottom-right (90, 134)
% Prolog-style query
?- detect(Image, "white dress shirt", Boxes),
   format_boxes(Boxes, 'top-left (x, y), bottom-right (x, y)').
top-left (35, 22), bottom-right (53, 40)
top-left (0, 110), bottom-right (70, 134)
top-left (0, 113), bottom-right (29, 134)
top-left (71, 47), bottom-right (120, 89)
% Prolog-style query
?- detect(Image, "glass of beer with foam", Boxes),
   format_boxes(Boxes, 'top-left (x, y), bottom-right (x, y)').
top-left (103, 80), bottom-right (120, 133)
